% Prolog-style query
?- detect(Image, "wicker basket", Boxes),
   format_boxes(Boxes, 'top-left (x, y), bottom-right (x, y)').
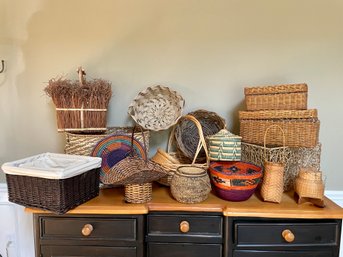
top-left (65, 127), bottom-right (150, 156)
top-left (124, 183), bottom-right (152, 203)
top-left (244, 83), bottom-right (308, 110)
top-left (260, 125), bottom-right (285, 203)
top-left (5, 169), bottom-right (99, 214)
top-left (170, 166), bottom-right (211, 204)
top-left (239, 109), bottom-right (320, 148)
top-left (295, 168), bottom-right (324, 200)
top-left (241, 142), bottom-right (321, 191)
top-left (128, 85), bottom-right (185, 131)
top-left (151, 115), bottom-right (210, 186)
top-left (175, 109), bottom-right (226, 161)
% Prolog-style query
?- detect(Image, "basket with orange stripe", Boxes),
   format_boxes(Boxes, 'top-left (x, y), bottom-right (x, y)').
top-left (209, 161), bottom-right (263, 201)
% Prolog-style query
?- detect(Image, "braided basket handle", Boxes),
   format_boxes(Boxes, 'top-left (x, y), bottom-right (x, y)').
top-left (167, 114), bottom-right (209, 166)
top-left (263, 124), bottom-right (286, 163)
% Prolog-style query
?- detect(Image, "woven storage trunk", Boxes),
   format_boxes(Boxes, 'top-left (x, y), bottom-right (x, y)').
top-left (2, 153), bottom-right (101, 214)
top-left (65, 127), bottom-right (150, 156)
top-left (244, 83), bottom-right (308, 110)
top-left (239, 109), bottom-right (320, 148)
top-left (241, 142), bottom-right (321, 191)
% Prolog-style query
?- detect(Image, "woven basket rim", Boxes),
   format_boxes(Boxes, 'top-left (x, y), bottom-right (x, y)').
top-left (244, 83), bottom-right (308, 95)
top-left (239, 109), bottom-right (318, 120)
top-left (128, 85), bottom-right (185, 131)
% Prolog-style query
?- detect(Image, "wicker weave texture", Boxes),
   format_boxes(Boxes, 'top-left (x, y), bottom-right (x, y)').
top-left (240, 119), bottom-right (319, 148)
top-left (170, 166), bottom-right (211, 204)
top-left (239, 109), bottom-right (317, 120)
top-left (65, 127), bottom-right (150, 156)
top-left (241, 142), bottom-right (321, 191)
top-left (244, 83), bottom-right (308, 111)
top-left (125, 183), bottom-right (152, 203)
top-left (6, 168), bottom-right (100, 214)
top-left (151, 114), bottom-right (210, 186)
top-left (175, 110), bottom-right (226, 161)
top-left (128, 85), bottom-right (185, 131)
top-left (260, 161), bottom-right (284, 203)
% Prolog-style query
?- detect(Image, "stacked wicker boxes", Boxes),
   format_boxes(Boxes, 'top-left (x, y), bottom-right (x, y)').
top-left (239, 83), bottom-right (321, 191)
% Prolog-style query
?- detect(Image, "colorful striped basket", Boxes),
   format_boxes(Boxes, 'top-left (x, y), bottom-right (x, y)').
top-left (209, 161), bottom-right (263, 201)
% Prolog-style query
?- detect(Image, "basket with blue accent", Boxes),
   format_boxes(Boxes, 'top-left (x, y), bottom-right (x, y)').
top-left (207, 129), bottom-right (241, 161)
top-left (209, 161), bottom-right (263, 201)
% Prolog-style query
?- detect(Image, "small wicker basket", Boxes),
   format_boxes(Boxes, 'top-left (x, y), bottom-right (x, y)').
top-left (128, 85), bottom-right (185, 131)
top-left (295, 168), bottom-right (324, 200)
top-left (151, 115), bottom-right (210, 186)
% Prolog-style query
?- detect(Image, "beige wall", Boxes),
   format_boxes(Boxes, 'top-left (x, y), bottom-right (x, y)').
top-left (1, 0), bottom-right (342, 189)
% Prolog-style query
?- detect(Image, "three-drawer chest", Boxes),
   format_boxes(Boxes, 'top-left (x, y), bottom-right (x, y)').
top-left (29, 185), bottom-right (343, 257)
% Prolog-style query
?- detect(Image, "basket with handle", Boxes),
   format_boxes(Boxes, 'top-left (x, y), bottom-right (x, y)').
top-left (260, 125), bottom-right (286, 203)
top-left (102, 126), bottom-right (168, 203)
top-left (151, 115), bottom-right (210, 186)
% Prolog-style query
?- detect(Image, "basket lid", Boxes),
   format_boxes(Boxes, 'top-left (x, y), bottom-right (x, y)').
top-left (207, 129), bottom-right (242, 141)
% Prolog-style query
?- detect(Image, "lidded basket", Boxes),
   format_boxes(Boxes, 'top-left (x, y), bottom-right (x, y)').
top-left (207, 129), bottom-right (242, 161)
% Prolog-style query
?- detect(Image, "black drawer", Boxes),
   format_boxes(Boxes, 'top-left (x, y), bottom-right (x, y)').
top-left (148, 242), bottom-right (222, 257)
top-left (233, 249), bottom-right (335, 257)
top-left (234, 220), bottom-right (339, 247)
top-left (147, 213), bottom-right (223, 243)
top-left (40, 216), bottom-right (139, 241)
top-left (41, 245), bottom-right (137, 257)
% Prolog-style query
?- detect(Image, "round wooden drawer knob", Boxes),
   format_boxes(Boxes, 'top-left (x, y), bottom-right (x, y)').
top-left (180, 221), bottom-right (190, 233)
top-left (282, 229), bottom-right (295, 243)
top-left (81, 224), bottom-right (93, 236)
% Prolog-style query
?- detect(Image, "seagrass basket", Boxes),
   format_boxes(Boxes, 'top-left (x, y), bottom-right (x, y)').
top-left (175, 109), bottom-right (226, 161)
top-left (239, 109), bottom-right (320, 148)
top-left (128, 85), bottom-right (185, 131)
top-left (151, 115), bottom-right (210, 186)
top-left (244, 83), bottom-right (308, 110)
top-left (65, 127), bottom-right (150, 156)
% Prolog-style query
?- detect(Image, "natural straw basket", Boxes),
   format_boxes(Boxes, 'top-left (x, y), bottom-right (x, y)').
top-left (170, 166), bottom-right (211, 204)
top-left (260, 125), bottom-right (286, 203)
top-left (125, 183), bottom-right (152, 203)
top-left (239, 109), bottom-right (320, 148)
top-left (128, 85), bottom-right (185, 131)
top-left (295, 168), bottom-right (324, 200)
top-left (65, 127), bottom-right (150, 156)
top-left (151, 115), bottom-right (210, 186)
top-left (175, 109), bottom-right (226, 161)
top-left (244, 83), bottom-right (308, 111)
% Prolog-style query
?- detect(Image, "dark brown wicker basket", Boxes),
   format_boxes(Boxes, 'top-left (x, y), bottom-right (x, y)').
top-left (5, 168), bottom-right (100, 214)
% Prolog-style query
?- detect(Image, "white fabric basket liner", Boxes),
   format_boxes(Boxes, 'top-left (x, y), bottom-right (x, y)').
top-left (1, 152), bottom-right (102, 179)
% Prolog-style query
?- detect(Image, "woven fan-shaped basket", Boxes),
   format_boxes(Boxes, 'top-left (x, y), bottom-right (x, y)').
top-left (128, 85), bottom-right (185, 131)
top-left (101, 126), bottom-right (168, 186)
top-left (175, 109), bottom-right (226, 161)
top-left (151, 115), bottom-right (210, 186)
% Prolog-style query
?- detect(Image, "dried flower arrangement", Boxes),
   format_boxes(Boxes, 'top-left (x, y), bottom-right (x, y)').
top-left (44, 67), bottom-right (112, 133)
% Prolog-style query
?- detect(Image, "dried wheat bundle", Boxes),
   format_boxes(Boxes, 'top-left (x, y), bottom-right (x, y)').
top-left (44, 67), bottom-right (112, 132)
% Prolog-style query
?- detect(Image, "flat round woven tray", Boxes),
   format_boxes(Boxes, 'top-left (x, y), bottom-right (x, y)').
top-left (128, 85), bottom-right (185, 131)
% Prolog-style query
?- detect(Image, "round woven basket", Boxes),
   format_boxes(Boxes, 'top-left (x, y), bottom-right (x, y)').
top-left (128, 85), bottom-right (185, 131)
top-left (151, 115), bottom-right (210, 186)
top-left (125, 183), bottom-right (152, 203)
top-left (170, 166), bottom-right (211, 204)
top-left (175, 109), bottom-right (226, 161)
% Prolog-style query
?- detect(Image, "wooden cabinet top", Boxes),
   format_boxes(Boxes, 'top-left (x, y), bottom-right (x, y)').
top-left (26, 184), bottom-right (343, 219)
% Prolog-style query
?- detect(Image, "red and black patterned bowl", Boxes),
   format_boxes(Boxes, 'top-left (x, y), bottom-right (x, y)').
top-left (209, 161), bottom-right (263, 201)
